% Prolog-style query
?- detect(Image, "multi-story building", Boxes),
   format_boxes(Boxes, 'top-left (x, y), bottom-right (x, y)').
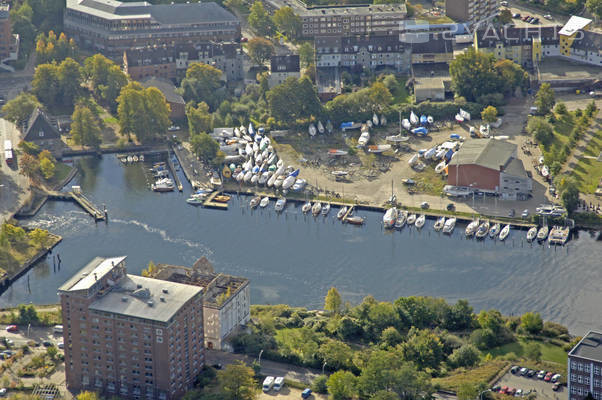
top-left (175, 43), bottom-right (244, 82)
top-left (151, 257), bottom-right (250, 351)
top-left (447, 139), bottom-right (532, 199)
top-left (269, 55), bottom-right (300, 87)
top-left (474, 26), bottom-right (560, 68)
top-left (123, 47), bottom-right (177, 82)
top-left (445, 0), bottom-right (499, 25)
top-left (0, 4), bottom-right (19, 72)
top-left (64, 0), bottom-right (240, 58)
top-left (568, 331), bottom-right (602, 400)
top-left (58, 256), bottom-right (205, 400)
top-left (408, 33), bottom-right (455, 65)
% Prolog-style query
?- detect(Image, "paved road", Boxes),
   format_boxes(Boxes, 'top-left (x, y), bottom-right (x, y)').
top-left (0, 117), bottom-right (31, 225)
top-left (206, 349), bottom-right (322, 384)
top-left (0, 76), bottom-right (32, 103)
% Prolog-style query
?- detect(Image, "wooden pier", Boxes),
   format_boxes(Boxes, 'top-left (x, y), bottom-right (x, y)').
top-left (47, 191), bottom-right (106, 221)
top-left (203, 191), bottom-right (229, 210)
top-left (341, 206), bottom-right (354, 223)
top-left (166, 151), bottom-right (183, 192)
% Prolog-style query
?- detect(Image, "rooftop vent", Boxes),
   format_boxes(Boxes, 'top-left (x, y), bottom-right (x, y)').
top-left (121, 297), bottom-right (128, 302)
top-left (162, 288), bottom-right (169, 294)
top-left (160, 296), bottom-right (166, 302)
top-left (147, 300), bottom-right (154, 307)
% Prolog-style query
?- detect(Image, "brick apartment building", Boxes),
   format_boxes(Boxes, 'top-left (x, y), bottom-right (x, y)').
top-left (568, 332), bottom-right (602, 400)
top-left (64, 0), bottom-right (240, 58)
top-left (58, 256), bottom-right (205, 400)
top-left (269, 55), bottom-right (300, 88)
top-left (0, 3), bottom-right (19, 71)
top-left (445, 0), bottom-right (499, 25)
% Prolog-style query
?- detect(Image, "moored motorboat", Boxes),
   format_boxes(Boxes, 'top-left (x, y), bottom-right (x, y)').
top-left (395, 211), bottom-right (407, 229)
top-left (259, 196), bottom-right (270, 208)
top-left (275, 198), bottom-right (286, 212)
top-left (321, 203), bottom-right (330, 216)
top-left (337, 206), bottom-right (348, 220)
top-left (213, 195), bottom-right (231, 203)
top-left (499, 224), bottom-right (510, 241)
top-left (407, 213), bottom-right (416, 225)
top-left (548, 226), bottom-right (570, 245)
top-left (442, 217), bottom-right (456, 234)
top-left (152, 178), bottom-right (175, 192)
top-left (312, 202), bottom-right (322, 216)
top-left (250, 196), bottom-right (261, 208)
top-left (302, 202), bottom-right (312, 214)
top-left (186, 196), bottom-right (204, 205)
top-left (415, 214), bottom-right (425, 229)
top-left (346, 216), bottom-right (364, 225)
top-left (383, 207), bottom-right (398, 229)
top-left (489, 223), bottom-right (501, 238)
top-left (358, 131), bottom-right (370, 147)
top-left (380, 115), bottom-right (387, 125)
top-left (537, 225), bottom-right (549, 241)
top-left (475, 221), bottom-right (490, 239)
top-left (465, 219), bottom-right (480, 237)
top-left (526, 226), bottom-right (538, 241)
top-left (434, 217), bottom-right (445, 231)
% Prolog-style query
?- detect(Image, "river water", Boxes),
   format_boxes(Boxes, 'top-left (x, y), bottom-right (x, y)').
top-left (1, 155), bottom-right (600, 335)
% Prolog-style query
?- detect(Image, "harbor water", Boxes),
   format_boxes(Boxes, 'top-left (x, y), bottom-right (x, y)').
top-left (1, 155), bottom-right (600, 335)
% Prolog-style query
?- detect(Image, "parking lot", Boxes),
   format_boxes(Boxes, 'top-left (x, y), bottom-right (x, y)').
top-left (494, 366), bottom-right (564, 400)
top-left (259, 387), bottom-right (327, 400)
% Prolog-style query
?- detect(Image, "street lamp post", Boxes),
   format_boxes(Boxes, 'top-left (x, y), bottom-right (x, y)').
top-left (258, 349), bottom-right (264, 366)
top-left (322, 361), bottom-right (327, 375)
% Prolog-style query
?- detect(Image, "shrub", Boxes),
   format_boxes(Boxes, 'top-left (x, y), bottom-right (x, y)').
top-left (312, 374), bottom-right (329, 394)
top-left (449, 344), bottom-right (481, 368)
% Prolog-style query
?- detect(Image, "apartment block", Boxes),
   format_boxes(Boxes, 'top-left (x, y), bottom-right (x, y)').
top-left (445, 0), bottom-right (499, 25)
top-left (58, 256), bottom-right (205, 400)
top-left (269, 55), bottom-right (300, 88)
top-left (568, 331), bottom-right (602, 400)
top-left (64, 0), bottom-right (240, 58)
top-left (151, 257), bottom-right (250, 351)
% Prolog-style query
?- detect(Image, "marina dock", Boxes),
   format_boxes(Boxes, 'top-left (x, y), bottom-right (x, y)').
top-left (166, 151), bottom-right (183, 192)
top-left (203, 191), bottom-right (229, 209)
top-left (47, 191), bottom-right (106, 221)
top-left (341, 206), bottom-right (354, 223)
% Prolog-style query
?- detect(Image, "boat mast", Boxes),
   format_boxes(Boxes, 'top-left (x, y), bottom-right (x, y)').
top-left (399, 108), bottom-right (402, 136)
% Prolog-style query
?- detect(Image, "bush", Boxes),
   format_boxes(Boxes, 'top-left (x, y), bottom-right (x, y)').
top-left (312, 374), bottom-right (328, 394)
top-left (449, 344), bottom-right (481, 368)
top-left (542, 321), bottom-right (569, 338)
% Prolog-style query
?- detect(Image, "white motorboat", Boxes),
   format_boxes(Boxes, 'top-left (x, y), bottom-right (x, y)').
top-left (526, 226), bottom-right (538, 241)
top-left (434, 217), bottom-right (445, 231)
top-left (234, 127), bottom-right (241, 138)
top-left (259, 196), bottom-right (270, 208)
top-left (282, 175), bottom-right (297, 190)
top-left (317, 121), bottom-right (325, 134)
top-left (415, 214), bottom-right (426, 229)
top-left (275, 198), bottom-right (286, 212)
top-left (373, 113), bottom-right (379, 126)
top-left (328, 149), bottom-right (348, 156)
top-left (358, 131), bottom-right (370, 147)
top-left (386, 135), bottom-right (410, 143)
top-left (267, 173), bottom-right (277, 187)
top-left (274, 175), bottom-right (285, 188)
top-left (243, 170), bottom-right (253, 183)
top-left (302, 201), bottom-right (312, 214)
top-left (186, 196), bottom-right (204, 205)
top-left (235, 171), bottom-right (245, 182)
top-left (489, 223), bottom-right (501, 238)
top-left (424, 147), bottom-right (436, 159)
top-left (259, 172), bottom-right (270, 185)
top-left (475, 221), bottom-right (490, 239)
top-left (250, 196), bottom-right (261, 208)
top-left (548, 226), bottom-right (570, 245)
top-left (309, 123), bottom-right (317, 137)
top-left (321, 203), bottom-right (330, 216)
top-left (127, 155), bottom-right (133, 163)
top-left (250, 174), bottom-right (259, 185)
top-left (427, 116), bottom-right (434, 124)
top-left (383, 207), bottom-right (398, 229)
top-left (537, 225), bottom-right (549, 241)
top-left (380, 115), bottom-right (387, 125)
top-left (152, 178), bottom-right (175, 192)
top-left (139, 154), bottom-right (144, 161)
top-left (408, 154), bottom-right (419, 166)
top-left (154, 169), bottom-right (169, 178)
top-left (465, 219), bottom-right (480, 237)
top-left (541, 165), bottom-right (550, 179)
top-left (312, 202), bottom-right (322, 216)
top-left (367, 144), bottom-right (392, 153)
top-left (395, 211), bottom-right (407, 229)
top-left (499, 224), bottom-right (510, 241)
top-left (455, 114), bottom-right (464, 123)
top-left (337, 206), bottom-right (348, 220)
top-left (442, 217), bottom-right (456, 234)
top-left (410, 111), bottom-right (418, 125)
top-left (132, 155), bottom-right (139, 162)
top-left (407, 213), bottom-right (416, 225)
top-left (402, 119), bottom-right (411, 130)
top-left (435, 161), bottom-right (447, 174)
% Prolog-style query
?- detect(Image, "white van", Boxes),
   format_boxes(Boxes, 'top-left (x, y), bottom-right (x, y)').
top-left (273, 377), bottom-right (284, 391)
top-left (262, 376), bottom-right (275, 392)
top-left (53, 325), bottom-right (63, 334)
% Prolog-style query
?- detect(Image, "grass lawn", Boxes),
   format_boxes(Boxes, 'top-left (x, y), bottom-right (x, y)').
top-left (44, 162), bottom-right (73, 189)
top-left (572, 130), bottom-right (602, 193)
top-left (411, 165), bottom-right (447, 196)
top-left (486, 339), bottom-right (568, 365)
top-left (433, 360), bottom-right (509, 392)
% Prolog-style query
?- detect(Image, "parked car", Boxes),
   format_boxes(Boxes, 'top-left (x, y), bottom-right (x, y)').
top-left (520, 367), bottom-right (528, 376)
top-left (492, 386), bottom-right (501, 392)
top-left (211, 363), bottom-right (223, 370)
top-left (544, 372), bottom-right (553, 382)
top-left (531, 17), bottom-right (540, 24)
top-left (302, 388), bottom-right (312, 399)
top-left (552, 384), bottom-right (560, 391)
top-left (508, 209), bottom-right (516, 217)
top-left (513, 13), bottom-right (521, 18)
top-left (421, 201), bottom-right (430, 209)
top-left (527, 369), bottom-right (536, 377)
top-left (500, 386), bottom-right (509, 394)
top-left (5, 325), bottom-right (17, 332)
top-left (521, 209), bottom-right (530, 218)
top-left (551, 374), bottom-right (562, 383)
top-left (501, 0), bottom-right (508, 5)
top-left (241, 37), bottom-right (248, 43)
top-left (544, 14), bottom-right (552, 19)
top-left (447, 203), bottom-right (455, 211)
top-left (511, 366), bottom-right (520, 374)
top-left (168, 125), bottom-right (180, 132)
top-left (537, 370), bottom-right (547, 379)
top-left (515, 389), bottom-right (523, 397)
top-left (0, 388), bottom-right (7, 397)
top-left (58, 342), bottom-right (64, 349)
top-left (42, 340), bottom-right (52, 347)
top-left (262, 376), bottom-right (275, 392)
top-left (522, 15), bottom-right (530, 21)
top-left (508, 388), bottom-right (517, 396)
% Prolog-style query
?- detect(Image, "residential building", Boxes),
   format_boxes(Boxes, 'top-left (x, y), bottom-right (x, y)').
top-left (559, 16), bottom-right (592, 59)
top-left (315, 35), bottom-right (411, 73)
top-left (58, 256), bottom-right (205, 400)
top-left (0, 4), bottom-right (19, 72)
top-left (412, 63), bottom-right (453, 102)
top-left (408, 33), bottom-right (455, 65)
top-left (447, 139), bottom-right (532, 199)
top-left (23, 108), bottom-right (61, 145)
top-left (569, 29), bottom-right (602, 66)
top-left (269, 55), bottom-right (300, 87)
top-left (445, 0), bottom-right (499, 25)
top-left (474, 26), bottom-right (561, 68)
top-left (175, 43), bottom-right (244, 82)
top-left (568, 331), bottom-right (602, 400)
top-left (151, 257), bottom-right (250, 351)
top-left (64, 0), bottom-right (240, 58)
top-left (140, 77), bottom-right (186, 120)
top-left (123, 47), bottom-right (176, 82)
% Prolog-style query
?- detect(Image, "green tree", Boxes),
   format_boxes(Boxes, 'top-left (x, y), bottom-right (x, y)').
top-left (84, 54), bottom-right (128, 111)
top-left (450, 48), bottom-right (502, 102)
top-left (71, 105), bottom-right (102, 147)
top-left (312, 375), bottom-right (329, 394)
top-left (535, 83), bottom-right (555, 115)
top-left (56, 57), bottom-right (84, 107)
top-left (498, 8), bottom-right (513, 24)
top-left (526, 117), bottom-right (554, 147)
top-left (267, 76), bottom-right (322, 123)
top-left (76, 391), bottom-right (99, 400)
top-left (191, 132), bottom-right (220, 165)
top-left (187, 102), bottom-right (213, 136)
top-left (46, 345), bottom-right (58, 360)
top-left (248, 1), bottom-right (274, 36)
top-left (318, 340), bottom-right (353, 371)
top-left (117, 82), bottom-right (171, 143)
top-left (554, 102), bottom-right (568, 115)
top-left (560, 178), bottom-right (580, 215)
top-left (1, 93), bottom-right (42, 125)
top-left (246, 37), bottom-right (275, 67)
top-left (520, 312), bottom-right (543, 334)
top-left (39, 157), bottom-right (55, 179)
top-left (449, 344), bottom-right (480, 368)
top-left (481, 106), bottom-right (498, 124)
top-left (217, 361), bottom-right (258, 400)
top-left (400, 328), bottom-right (445, 370)
top-left (327, 370), bottom-right (357, 400)
top-left (524, 342), bottom-right (542, 362)
top-left (298, 42), bottom-right (314, 68)
top-left (371, 391), bottom-right (400, 400)
top-left (9, 4), bottom-right (36, 58)
top-left (477, 309), bottom-right (504, 333)
top-left (32, 63), bottom-right (59, 107)
top-left (381, 326), bottom-right (404, 347)
top-left (180, 62), bottom-right (224, 110)
top-left (17, 304), bottom-right (39, 324)
top-left (324, 287), bottom-right (342, 314)
top-left (19, 153), bottom-right (40, 180)
top-left (457, 383), bottom-right (479, 400)
top-left (586, 0), bottom-right (602, 18)
top-left (28, 228), bottom-right (49, 247)
top-left (585, 99), bottom-right (598, 118)
top-left (272, 7), bottom-right (301, 37)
